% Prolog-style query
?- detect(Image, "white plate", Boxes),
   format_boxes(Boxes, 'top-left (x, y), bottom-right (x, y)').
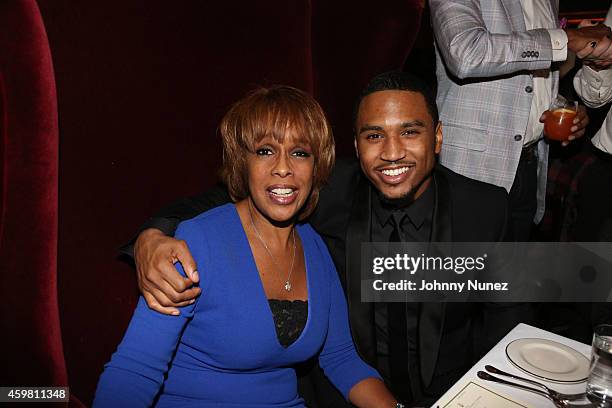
top-left (505, 338), bottom-right (590, 383)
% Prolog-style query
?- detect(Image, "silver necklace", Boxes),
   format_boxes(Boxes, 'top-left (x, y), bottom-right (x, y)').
top-left (247, 203), bottom-right (296, 292)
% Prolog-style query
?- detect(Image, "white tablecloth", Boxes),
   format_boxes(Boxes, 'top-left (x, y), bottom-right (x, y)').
top-left (433, 323), bottom-right (591, 407)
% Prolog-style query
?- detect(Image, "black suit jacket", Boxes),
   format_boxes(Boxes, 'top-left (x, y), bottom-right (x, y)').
top-left (308, 159), bottom-right (524, 398)
top-left (130, 158), bottom-right (527, 403)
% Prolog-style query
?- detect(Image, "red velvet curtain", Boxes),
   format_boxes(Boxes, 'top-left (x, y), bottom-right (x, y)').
top-left (0, 0), bottom-right (66, 390)
top-left (19, 1), bottom-right (424, 404)
top-left (312, 0), bottom-right (425, 153)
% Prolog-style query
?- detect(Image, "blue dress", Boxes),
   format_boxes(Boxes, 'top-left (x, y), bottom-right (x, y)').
top-left (93, 204), bottom-right (380, 407)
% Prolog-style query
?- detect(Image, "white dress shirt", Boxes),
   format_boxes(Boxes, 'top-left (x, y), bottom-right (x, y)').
top-left (520, 0), bottom-right (568, 145)
top-left (573, 6), bottom-right (612, 154)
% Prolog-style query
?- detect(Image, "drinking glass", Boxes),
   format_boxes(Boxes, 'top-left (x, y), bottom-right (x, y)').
top-left (543, 95), bottom-right (578, 141)
top-left (587, 324), bottom-right (612, 405)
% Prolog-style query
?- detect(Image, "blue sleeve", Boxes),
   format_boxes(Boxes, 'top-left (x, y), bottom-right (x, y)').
top-left (316, 237), bottom-right (381, 400)
top-left (93, 222), bottom-right (202, 408)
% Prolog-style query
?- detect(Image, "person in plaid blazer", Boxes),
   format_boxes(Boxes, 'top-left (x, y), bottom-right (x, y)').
top-left (430, 0), bottom-right (607, 239)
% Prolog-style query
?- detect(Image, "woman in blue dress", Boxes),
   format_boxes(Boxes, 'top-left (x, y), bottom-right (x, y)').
top-left (93, 85), bottom-right (398, 407)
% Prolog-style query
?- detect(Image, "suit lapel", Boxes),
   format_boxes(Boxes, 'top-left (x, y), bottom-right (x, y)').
top-left (550, 0), bottom-right (559, 25)
top-left (501, 0), bottom-right (559, 30)
top-left (420, 169), bottom-right (451, 387)
top-left (345, 168), bottom-right (455, 385)
top-left (538, 0), bottom-right (559, 27)
top-left (500, 0), bottom-right (527, 32)
top-left (431, 168), bottom-right (452, 243)
top-left (345, 174), bottom-right (377, 364)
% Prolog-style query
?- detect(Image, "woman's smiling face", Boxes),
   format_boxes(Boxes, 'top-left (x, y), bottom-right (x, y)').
top-left (246, 130), bottom-right (315, 224)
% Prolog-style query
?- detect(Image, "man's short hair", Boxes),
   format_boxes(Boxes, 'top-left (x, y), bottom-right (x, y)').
top-left (353, 71), bottom-right (439, 132)
top-left (219, 85), bottom-right (335, 220)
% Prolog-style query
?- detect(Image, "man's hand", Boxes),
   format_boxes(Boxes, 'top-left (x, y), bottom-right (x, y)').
top-left (574, 20), bottom-right (612, 70)
top-left (539, 104), bottom-right (589, 147)
top-left (134, 228), bottom-right (202, 315)
top-left (566, 24), bottom-right (612, 58)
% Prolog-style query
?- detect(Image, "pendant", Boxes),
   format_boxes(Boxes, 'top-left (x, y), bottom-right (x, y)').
top-left (284, 281), bottom-right (292, 291)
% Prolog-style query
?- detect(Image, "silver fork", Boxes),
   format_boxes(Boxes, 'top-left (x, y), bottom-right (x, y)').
top-left (477, 372), bottom-right (594, 407)
top-left (485, 365), bottom-right (586, 401)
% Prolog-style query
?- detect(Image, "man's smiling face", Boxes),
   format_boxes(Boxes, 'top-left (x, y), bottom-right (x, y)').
top-left (355, 90), bottom-right (442, 201)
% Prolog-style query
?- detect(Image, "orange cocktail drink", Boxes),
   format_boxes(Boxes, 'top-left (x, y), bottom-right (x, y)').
top-left (544, 100), bottom-right (577, 141)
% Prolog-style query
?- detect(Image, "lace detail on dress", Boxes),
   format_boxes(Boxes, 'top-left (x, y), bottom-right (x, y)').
top-left (268, 299), bottom-right (308, 348)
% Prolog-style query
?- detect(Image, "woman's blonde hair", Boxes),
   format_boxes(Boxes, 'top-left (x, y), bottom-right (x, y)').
top-left (219, 85), bottom-right (335, 220)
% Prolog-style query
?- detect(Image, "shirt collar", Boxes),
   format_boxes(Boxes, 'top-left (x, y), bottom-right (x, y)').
top-left (373, 180), bottom-right (435, 231)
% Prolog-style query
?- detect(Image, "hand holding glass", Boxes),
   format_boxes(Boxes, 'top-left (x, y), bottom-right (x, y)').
top-left (543, 96), bottom-right (578, 141)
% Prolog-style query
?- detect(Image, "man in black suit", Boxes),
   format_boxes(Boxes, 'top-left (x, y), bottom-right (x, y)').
top-left (131, 72), bottom-right (527, 405)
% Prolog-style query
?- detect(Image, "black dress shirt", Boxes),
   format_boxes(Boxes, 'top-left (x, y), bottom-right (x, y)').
top-left (371, 182), bottom-right (435, 243)
top-left (371, 182), bottom-right (434, 391)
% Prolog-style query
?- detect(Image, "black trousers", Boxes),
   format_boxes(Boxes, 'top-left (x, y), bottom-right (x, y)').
top-left (573, 144), bottom-right (612, 242)
top-left (508, 145), bottom-right (539, 241)
top-left (533, 142), bottom-right (612, 342)
top-left (569, 143), bottom-right (612, 341)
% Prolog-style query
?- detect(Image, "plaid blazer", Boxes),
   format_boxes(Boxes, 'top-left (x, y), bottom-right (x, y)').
top-left (431, 0), bottom-right (560, 222)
